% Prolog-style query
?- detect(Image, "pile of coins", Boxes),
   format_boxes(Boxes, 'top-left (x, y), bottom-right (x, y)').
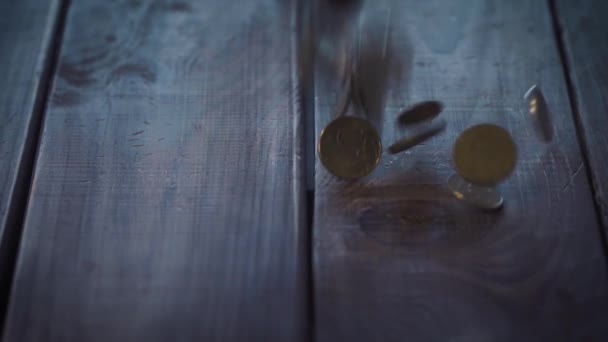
top-left (315, 2), bottom-right (553, 210)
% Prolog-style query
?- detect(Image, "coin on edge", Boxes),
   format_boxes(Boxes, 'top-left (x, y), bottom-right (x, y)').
top-left (397, 100), bottom-right (444, 126)
top-left (318, 116), bottom-right (382, 179)
top-left (452, 123), bottom-right (517, 186)
top-left (524, 84), bottom-right (553, 143)
top-left (447, 173), bottom-right (503, 210)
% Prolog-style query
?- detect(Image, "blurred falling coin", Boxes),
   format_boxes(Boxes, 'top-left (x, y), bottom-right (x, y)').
top-left (388, 119), bottom-right (446, 154)
top-left (397, 101), bottom-right (444, 126)
top-left (447, 173), bottom-right (503, 210)
top-left (452, 124), bottom-right (517, 186)
top-left (318, 116), bottom-right (382, 179)
top-left (524, 85), bottom-right (553, 142)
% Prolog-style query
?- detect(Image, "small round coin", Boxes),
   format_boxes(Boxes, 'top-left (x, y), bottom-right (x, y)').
top-left (447, 173), bottom-right (503, 210)
top-left (318, 116), bottom-right (382, 179)
top-left (452, 123), bottom-right (517, 186)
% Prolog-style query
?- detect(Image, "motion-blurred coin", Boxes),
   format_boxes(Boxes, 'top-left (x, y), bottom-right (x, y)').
top-left (524, 85), bottom-right (553, 142)
top-left (397, 101), bottom-right (444, 126)
top-left (388, 119), bottom-right (446, 154)
top-left (447, 173), bottom-right (503, 210)
top-left (298, 18), bottom-right (315, 83)
top-left (452, 123), bottom-right (517, 186)
top-left (318, 116), bottom-right (382, 179)
top-left (317, 37), bottom-right (349, 80)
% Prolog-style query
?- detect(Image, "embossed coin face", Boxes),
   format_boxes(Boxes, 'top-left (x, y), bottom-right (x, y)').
top-left (447, 173), bottom-right (503, 210)
top-left (318, 116), bottom-right (382, 179)
top-left (452, 124), bottom-right (517, 186)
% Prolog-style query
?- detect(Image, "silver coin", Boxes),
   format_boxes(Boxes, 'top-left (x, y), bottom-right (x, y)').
top-left (447, 173), bottom-right (503, 210)
top-left (524, 85), bottom-right (553, 143)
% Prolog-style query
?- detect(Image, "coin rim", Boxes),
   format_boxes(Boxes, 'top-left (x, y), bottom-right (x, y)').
top-left (446, 173), bottom-right (504, 210)
top-left (397, 100), bottom-right (444, 126)
top-left (318, 116), bottom-right (382, 179)
top-left (451, 123), bottom-right (517, 186)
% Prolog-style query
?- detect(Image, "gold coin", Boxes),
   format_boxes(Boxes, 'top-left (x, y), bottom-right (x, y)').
top-left (397, 101), bottom-right (444, 126)
top-left (452, 124), bottom-right (517, 186)
top-left (318, 116), bottom-right (382, 179)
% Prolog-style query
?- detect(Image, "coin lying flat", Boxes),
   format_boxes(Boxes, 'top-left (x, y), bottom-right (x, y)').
top-left (447, 173), bottom-right (503, 210)
top-left (388, 119), bottom-right (446, 154)
top-left (397, 101), bottom-right (444, 126)
top-left (524, 85), bottom-right (553, 143)
top-left (452, 123), bottom-right (517, 186)
top-left (318, 116), bottom-right (382, 179)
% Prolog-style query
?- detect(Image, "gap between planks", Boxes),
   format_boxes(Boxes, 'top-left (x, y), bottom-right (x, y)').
top-left (547, 0), bottom-right (608, 262)
top-left (0, 0), bottom-right (72, 336)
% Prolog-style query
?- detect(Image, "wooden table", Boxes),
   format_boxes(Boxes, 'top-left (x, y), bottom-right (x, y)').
top-left (1, 0), bottom-right (607, 341)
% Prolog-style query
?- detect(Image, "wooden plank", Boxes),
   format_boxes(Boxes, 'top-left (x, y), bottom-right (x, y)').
top-left (0, 0), bottom-right (62, 324)
top-left (313, 0), bottom-right (608, 341)
top-left (3, 0), bottom-right (308, 341)
top-left (554, 0), bottom-right (608, 231)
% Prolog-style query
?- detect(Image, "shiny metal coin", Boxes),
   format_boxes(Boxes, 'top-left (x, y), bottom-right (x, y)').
top-left (388, 119), bottom-right (446, 154)
top-left (397, 101), bottom-right (444, 126)
top-left (524, 85), bottom-right (553, 142)
top-left (452, 123), bottom-right (517, 186)
top-left (318, 116), bottom-right (382, 179)
top-left (447, 173), bottom-right (503, 210)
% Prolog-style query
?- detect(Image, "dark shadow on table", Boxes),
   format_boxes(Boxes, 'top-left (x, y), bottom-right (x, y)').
top-left (327, 164), bottom-right (504, 252)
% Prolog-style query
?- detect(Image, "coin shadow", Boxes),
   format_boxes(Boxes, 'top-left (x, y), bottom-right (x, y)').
top-left (329, 166), bottom-right (504, 251)
top-left (332, 165), bottom-right (447, 205)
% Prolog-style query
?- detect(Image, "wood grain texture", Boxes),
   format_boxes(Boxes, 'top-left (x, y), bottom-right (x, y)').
top-left (313, 0), bottom-right (608, 341)
top-left (555, 0), bottom-right (608, 231)
top-left (3, 0), bottom-right (307, 341)
top-left (0, 0), bottom-right (61, 292)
